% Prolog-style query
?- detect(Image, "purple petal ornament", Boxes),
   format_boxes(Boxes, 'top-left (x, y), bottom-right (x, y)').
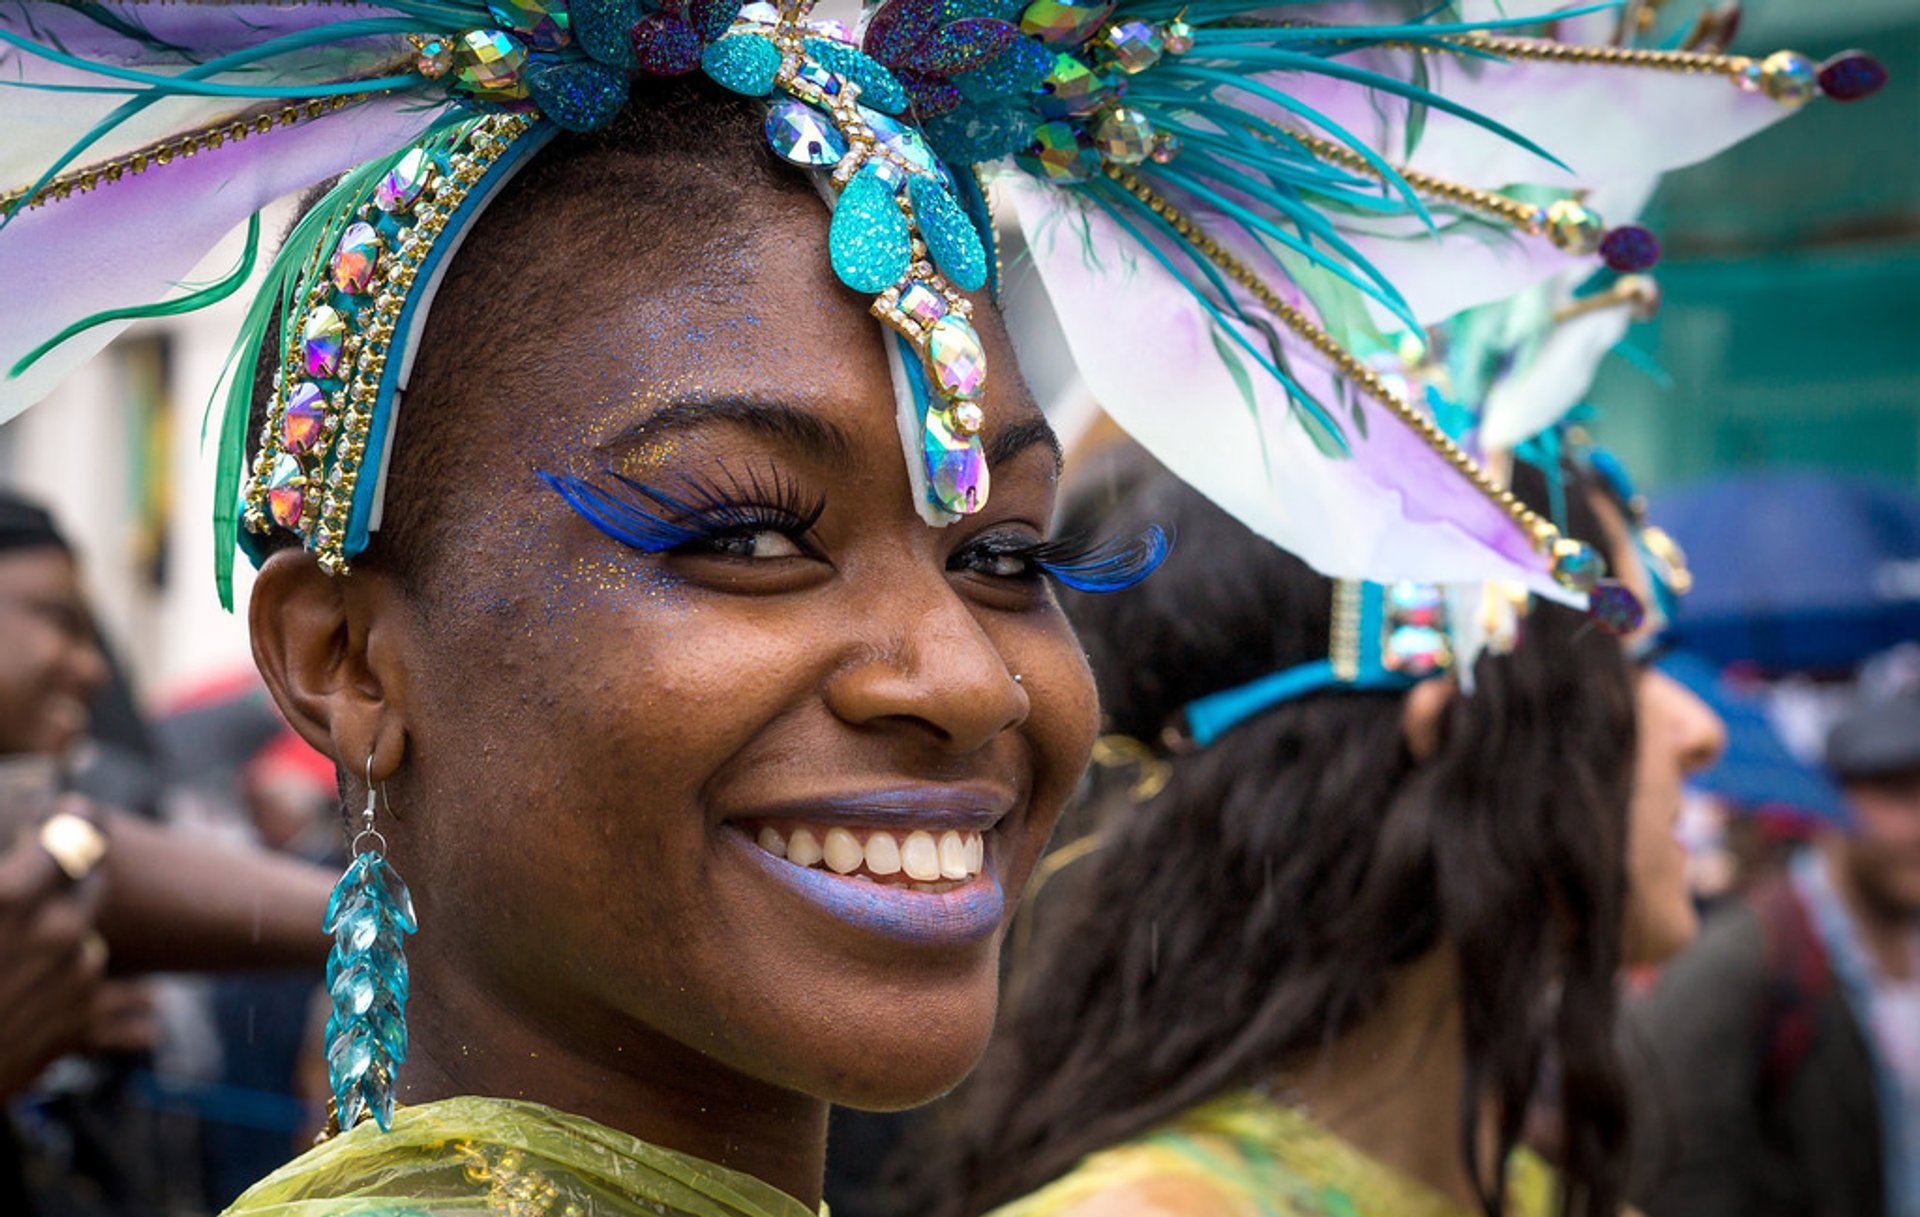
top-left (864, 0), bottom-right (945, 68)
top-left (900, 70), bottom-right (965, 118)
top-left (906, 18), bottom-right (1019, 76)
top-left (1598, 225), bottom-right (1660, 273)
top-left (1817, 50), bottom-right (1887, 102)
top-left (629, 13), bottom-right (704, 74)
top-left (1587, 580), bottom-right (1646, 635)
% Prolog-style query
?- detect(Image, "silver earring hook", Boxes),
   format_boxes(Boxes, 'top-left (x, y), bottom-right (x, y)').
top-left (352, 752), bottom-right (388, 857)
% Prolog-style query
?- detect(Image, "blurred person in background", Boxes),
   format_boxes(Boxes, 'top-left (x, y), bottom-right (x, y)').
top-left (1628, 685), bottom-right (1920, 1217)
top-left (920, 449), bottom-right (1724, 1217)
top-left (0, 489), bottom-right (336, 1214)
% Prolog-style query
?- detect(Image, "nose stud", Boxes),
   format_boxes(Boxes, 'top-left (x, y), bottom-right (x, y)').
top-left (1012, 673), bottom-right (1024, 685)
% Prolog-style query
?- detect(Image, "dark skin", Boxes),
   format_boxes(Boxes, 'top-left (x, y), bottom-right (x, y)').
top-left (249, 170), bottom-right (1099, 1206)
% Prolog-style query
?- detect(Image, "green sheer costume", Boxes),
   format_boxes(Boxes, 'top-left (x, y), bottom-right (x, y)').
top-left (222, 1096), bottom-right (817, 1217)
top-left (986, 1091), bottom-right (1557, 1217)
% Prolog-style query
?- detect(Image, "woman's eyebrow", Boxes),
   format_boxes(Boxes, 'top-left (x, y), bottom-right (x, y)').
top-left (599, 397), bottom-right (856, 464)
top-left (987, 415), bottom-right (1063, 474)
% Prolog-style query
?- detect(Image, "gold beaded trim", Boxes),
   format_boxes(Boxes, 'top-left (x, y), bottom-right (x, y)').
top-left (1422, 33), bottom-right (1756, 81)
top-left (1329, 579), bottom-right (1363, 682)
top-left (1281, 127), bottom-right (1545, 231)
top-left (0, 94), bottom-right (373, 215)
top-left (242, 114), bottom-right (535, 575)
top-left (1103, 164), bottom-right (1563, 562)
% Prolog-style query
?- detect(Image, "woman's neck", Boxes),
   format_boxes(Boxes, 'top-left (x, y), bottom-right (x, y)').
top-left (1279, 949), bottom-right (1491, 1210)
top-left (398, 959), bottom-right (830, 1209)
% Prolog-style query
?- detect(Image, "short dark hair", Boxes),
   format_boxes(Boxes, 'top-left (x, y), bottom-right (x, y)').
top-left (245, 78), bottom-right (797, 590)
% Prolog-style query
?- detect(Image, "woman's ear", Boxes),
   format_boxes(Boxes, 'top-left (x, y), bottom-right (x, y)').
top-left (1400, 676), bottom-right (1456, 762)
top-left (248, 549), bottom-right (413, 782)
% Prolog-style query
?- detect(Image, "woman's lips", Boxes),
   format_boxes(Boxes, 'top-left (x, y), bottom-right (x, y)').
top-left (721, 787), bottom-right (1013, 946)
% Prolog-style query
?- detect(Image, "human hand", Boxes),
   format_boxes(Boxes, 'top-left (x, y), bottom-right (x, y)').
top-left (0, 825), bottom-right (107, 1097)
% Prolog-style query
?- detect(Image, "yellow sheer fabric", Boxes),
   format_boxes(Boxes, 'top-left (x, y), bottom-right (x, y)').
top-left (222, 1095), bottom-right (817, 1217)
top-left (987, 1091), bottom-right (1558, 1217)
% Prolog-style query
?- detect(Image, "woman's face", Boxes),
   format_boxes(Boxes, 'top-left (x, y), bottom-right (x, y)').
top-left (1596, 496), bottom-right (1726, 966)
top-left (381, 173), bottom-right (1098, 1109)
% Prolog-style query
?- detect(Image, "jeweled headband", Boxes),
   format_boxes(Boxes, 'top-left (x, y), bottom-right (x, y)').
top-left (0, 0), bottom-right (1882, 611)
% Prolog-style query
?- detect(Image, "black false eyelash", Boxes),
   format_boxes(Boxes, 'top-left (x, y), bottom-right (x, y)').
top-left (538, 464), bottom-right (825, 553)
top-left (985, 525), bottom-right (1172, 594)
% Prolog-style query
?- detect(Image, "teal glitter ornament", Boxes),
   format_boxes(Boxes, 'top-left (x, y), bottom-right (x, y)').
top-left (703, 33), bottom-right (781, 95)
top-left (830, 165), bottom-right (914, 292)
top-left (526, 59), bottom-right (630, 131)
top-left (805, 38), bottom-right (909, 113)
top-left (910, 175), bottom-right (987, 291)
top-left (571, 0), bottom-right (642, 67)
top-left (322, 834), bottom-right (417, 1132)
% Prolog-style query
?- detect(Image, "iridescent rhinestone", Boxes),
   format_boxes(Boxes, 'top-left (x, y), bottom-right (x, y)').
top-left (951, 402), bottom-right (984, 437)
top-left (927, 315), bottom-right (987, 401)
top-left (1097, 20), bottom-right (1164, 73)
top-left (1818, 50), bottom-right (1887, 102)
top-left (898, 282), bottom-right (948, 326)
top-left (1385, 625), bottom-right (1451, 677)
top-left (1020, 0), bottom-right (1115, 45)
top-left (1551, 537), bottom-right (1604, 593)
top-left (1034, 54), bottom-right (1117, 119)
top-left (281, 382), bottom-right (327, 455)
top-left (266, 454), bottom-right (307, 530)
top-left (923, 406), bottom-right (989, 515)
top-left (487, 0), bottom-right (571, 51)
top-left (1017, 120), bottom-right (1100, 183)
top-left (1587, 580), bottom-right (1646, 635)
top-left (330, 222), bottom-right (381, 294)
top-left (374, 148), bottom-right (434, 213)
top-left (1093, 106), bottom-right (1154, 164)
top-left (302, 306), bottom-right (346, 378)
top-left (452, 29), bottom-right (530, 100)
top-left (863, 108), bottom-right (938, 175)
top-left (1162, 19), bottom-right (1194, 54)
top-left (412, 35), bottom-right (454, 78)
top-left (1759, 49), bottom-right (1818, 107)
top-left (796, 61), bottom-right (843, 96)
top-left (1599, 225), bottom-right (1660, 273)
top-left (765, 99), bottom-right (847, 166)
top-left (1385, 581), bottom-right (1445, 627)
top-left (1149, 131), bottom-right (1180, 162)
top-left (1543, 198), bottom-right (1604, 256)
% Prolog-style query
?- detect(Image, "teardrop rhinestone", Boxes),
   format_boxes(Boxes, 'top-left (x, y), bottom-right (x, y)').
top-left (1818, 50), bottom-right (1886, 102)
top-left (374, 148), bottom-right (434, 213)
top-left (301, 305), bottom-right (346, 378)
top-left (282, 382), bottom-right (327, 455)
top-left (452, 29), bottom-right (530, 100)
top-left (1017, 120), bottom-right (1100, 183)
top-left (1096, 19), bottom-right (1164, 73)
top-left (926, 314), bottom-right (987, 401)
top-left (1033, 53), bottom-right (1118, 119)
top-left (330, 221), bottom-right (381, 294)
top-left (1019, 0), bottom-right (1115, 45)
top-left (266, 454), bottom-right (307, 530)
top-left (765, 99), bottom-right (847, 167)
top-left (922, 406), bottom-right (989, 516)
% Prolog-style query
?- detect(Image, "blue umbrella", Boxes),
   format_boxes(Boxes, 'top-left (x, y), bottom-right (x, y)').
top-left (1659, 651), bottom-right (1851, 829)
top-left (1651, 472), bottom-right (1920, 674)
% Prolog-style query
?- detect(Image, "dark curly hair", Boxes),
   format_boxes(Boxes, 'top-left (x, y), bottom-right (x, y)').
top-left (925, 443), bottom-right (1637, 1217)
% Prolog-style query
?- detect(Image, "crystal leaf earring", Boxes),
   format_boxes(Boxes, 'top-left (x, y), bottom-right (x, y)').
top-left (322, 755), bottom-right (417, 1133)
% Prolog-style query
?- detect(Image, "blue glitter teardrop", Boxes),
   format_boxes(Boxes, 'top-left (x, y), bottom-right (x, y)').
top-left (805, 37), bottom-right (909, 114)
top-left (910, 176), bottom-right (987, 291)
top-left (702, 33), bottom-right (781, 95)
top-left (526, 58), bottom-right (630, 131)
top-left (831, 166), bottom-right (914, 293)
top-left (951, 36), bottom-right (1053, 103)
top-left (571, 0), bottom-right (641, 67)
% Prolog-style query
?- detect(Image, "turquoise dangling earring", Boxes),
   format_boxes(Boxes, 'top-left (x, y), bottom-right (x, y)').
top-left (322, 755), bottom-right (417, 1133)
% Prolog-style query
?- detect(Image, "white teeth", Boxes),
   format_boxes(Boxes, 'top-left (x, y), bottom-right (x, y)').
top-left (788, 827), bottom-right (823, 868)
top-left (938, 831), bottom-right (969, 880)
top-left (966, 833), bottom-right (984, 873)
top-left (757, 826), bottom-right (787, 857)
top-left (865, 833), bottom-right (903, 876)
top-left (901, 831), bottom-right (942, 881)
top-left (823, 827), bottom-right (864, 875)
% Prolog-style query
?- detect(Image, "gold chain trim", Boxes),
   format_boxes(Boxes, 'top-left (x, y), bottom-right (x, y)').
top-left (1424, 33), bottom-right (1755, 80)
top-left (0, 95), bottom-right (368, 215)
top-left (1102, 165), bottom-right (1560, 559)
top-left (1281, 127), bottom-right (1545, 230)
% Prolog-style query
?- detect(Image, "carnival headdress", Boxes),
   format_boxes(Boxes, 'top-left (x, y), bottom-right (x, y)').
top-left (0, 0), bottom-right (1879, 611)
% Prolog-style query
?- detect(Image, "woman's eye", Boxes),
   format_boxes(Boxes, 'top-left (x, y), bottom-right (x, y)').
top-left (700, 528), bottom-right (807, 560)
top-left (953, 541), bottom-right (1041, 580)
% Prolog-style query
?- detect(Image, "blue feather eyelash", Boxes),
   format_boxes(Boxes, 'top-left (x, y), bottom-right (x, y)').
top-left (537, 467), bottom-right (823, 553)
top-left (542, 467), bottom-right (1171, 594)
top-left (1025, 525), bottom-right (1173, 594)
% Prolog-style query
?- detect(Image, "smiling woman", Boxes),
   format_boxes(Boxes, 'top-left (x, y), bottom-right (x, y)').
top-left (222, 80), bottom-right (1107, 1213)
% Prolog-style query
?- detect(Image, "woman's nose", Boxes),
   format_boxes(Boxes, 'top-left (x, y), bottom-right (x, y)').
top-left (1659, 672), bottom-right (1727, 777)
